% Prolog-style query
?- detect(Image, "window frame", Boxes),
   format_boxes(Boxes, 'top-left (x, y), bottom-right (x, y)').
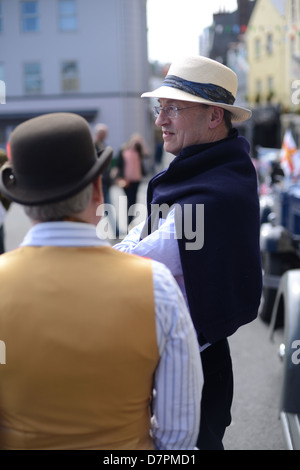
top-left (61, 60), bottom-right (79, 92)
top-left (24, 61), bottom-right (42, 94)
top-left (266, 33), bottom-right (273, 55)
top-left (58, 0), bottom-right (77, 32)
top-left (21, 0), bottom-right (40, 33)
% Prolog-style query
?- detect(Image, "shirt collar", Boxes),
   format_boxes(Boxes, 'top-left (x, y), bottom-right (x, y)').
top-left (20, 221), bottom-right (110, 247)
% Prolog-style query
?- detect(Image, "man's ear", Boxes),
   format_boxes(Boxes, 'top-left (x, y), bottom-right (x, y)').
top-left (93, 175), bottom-right (104, 205)
top-left (208, 106), bottom-right (224, 129)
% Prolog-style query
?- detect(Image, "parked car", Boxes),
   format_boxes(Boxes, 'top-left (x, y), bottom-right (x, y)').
top-left (270, 269), bottom-right (300, 450)
top-left (260, 181), bottom-right (300, 450)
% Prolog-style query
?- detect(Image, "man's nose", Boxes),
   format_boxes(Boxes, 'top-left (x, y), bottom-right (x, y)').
top-left (155, 109), bottom-right (168, 126)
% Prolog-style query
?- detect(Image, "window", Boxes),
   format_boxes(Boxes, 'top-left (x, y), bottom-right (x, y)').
top-left (61, 61), bottom-right (79, 92)
top-left (266, 33), bottom-right (273, 55)
top-left (255, 79), bottom-right (262, 103)
top-left (255, 38), bottom-right (261, 59)
top-left (0, 1), bottom-right (3, 33)
top-left (59, 0), bottom-right (77, 31)
top-left (256, 79), bottom-right (262, 94)
top-left (292, 0), bottom-right (297, 21)
top-left (21, 1), bottom-right (40, 32)
top-left (291, 35), bottom-right (296, 56)
top-left (267, 76), bottom-right (274, 101)
top-left (267, 76), bottom-right (274, 92)
top-left (24, 62), bottom-right (42, 93)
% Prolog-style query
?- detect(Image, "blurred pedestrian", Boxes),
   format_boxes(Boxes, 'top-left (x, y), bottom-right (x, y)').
top-left (93, 123), bottom-right (111, 203)
top-left (93, 123), bottom-right (119, 237)
top-left (0, 112), bottom-right (203, 450)
top-left (115, 133), bottom-right (148, 227)
top-left (0, 148), bottom-right (11, 254)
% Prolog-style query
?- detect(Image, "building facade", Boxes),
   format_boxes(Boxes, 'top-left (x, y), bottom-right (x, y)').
top-left (0, 0), bottom-right (151, 155)
top-left (245, 0), bottom-right (300, 146)
top-left (246, 0), bottom-right (300, 113)
top-left (246, 0), bottom-right (287, 107)
top-left (200, 1), bottom-right (257, 149)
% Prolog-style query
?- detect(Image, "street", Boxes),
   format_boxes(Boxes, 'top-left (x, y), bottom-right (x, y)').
top-left (3, 186), bottom-right (288, 451)
top-left (223, 317), bottom-right (286, 450)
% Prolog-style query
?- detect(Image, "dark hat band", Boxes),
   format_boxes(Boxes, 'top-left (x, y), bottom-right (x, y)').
top-left (163, 75), bottom-right (235, 105)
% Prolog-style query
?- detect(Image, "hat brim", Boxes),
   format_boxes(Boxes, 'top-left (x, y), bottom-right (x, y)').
top-left (0, 146), bottom-right (113, 206)
top-left (141, 86), bottom-right (252, 123)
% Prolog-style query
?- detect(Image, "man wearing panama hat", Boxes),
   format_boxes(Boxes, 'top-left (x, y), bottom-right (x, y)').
top-left (115, 55), bottom-right (262, 449)
top-left (0, 112), bottom-right (203, 450)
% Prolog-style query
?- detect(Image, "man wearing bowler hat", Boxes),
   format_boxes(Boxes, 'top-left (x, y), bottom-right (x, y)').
top-left (115, 56), bottom-right (262, 449)
top-left (0, 112), bottom-right (203, 450)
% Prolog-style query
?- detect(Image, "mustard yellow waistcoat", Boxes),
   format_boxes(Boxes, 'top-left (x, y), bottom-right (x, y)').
top-left (0, 245), bottom-right (159, 450)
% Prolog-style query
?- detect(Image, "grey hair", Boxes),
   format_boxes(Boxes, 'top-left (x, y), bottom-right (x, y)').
top-left (24, 183), bottom-right (94, 222)
top-left (223, 110), bottom-right (233, 132)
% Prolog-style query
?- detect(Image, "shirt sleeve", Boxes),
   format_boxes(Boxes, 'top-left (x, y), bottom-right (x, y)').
top-left (113, 209), bottom-right (183, 278)
top-left (150, 259), bottom-right (203, 450)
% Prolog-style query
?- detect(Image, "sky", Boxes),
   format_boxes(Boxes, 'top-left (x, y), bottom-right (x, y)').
top-left (147, 0), bottom-right (238, 63)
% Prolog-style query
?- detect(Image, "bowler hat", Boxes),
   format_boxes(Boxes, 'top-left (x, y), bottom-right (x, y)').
top-left (141, 55), bottom-right (251, 122)
top-left (0, 113), bottom-right (113, 205)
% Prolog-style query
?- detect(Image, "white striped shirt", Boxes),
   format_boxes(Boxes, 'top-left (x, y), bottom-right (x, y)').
top-left (114, 209), bottom-right (210, 352)
top-left (21, 221), bottom-right (203, 450)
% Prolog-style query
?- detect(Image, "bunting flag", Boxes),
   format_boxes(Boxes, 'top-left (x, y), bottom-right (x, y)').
top-left (214, 24), bottom-right (248, 34)
top-left (280, 129), bottom-right (297, 176)
top-left (212, 23), bottom-right (300, 37)
top-left (6, 141), bottom-right (11, 160)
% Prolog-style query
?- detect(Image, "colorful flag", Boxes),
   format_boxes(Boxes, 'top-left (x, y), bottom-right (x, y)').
top-left (6, 141), bottom-right (11, 160)
top-left (281, 129), bottom-right (297, 176)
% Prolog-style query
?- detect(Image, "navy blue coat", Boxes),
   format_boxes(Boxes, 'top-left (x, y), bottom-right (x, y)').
top-left (141, 129), bottom-right (262, 344)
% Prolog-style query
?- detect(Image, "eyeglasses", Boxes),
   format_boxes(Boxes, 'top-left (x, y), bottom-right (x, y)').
top-left (152, 104), bottom-right (201, 119)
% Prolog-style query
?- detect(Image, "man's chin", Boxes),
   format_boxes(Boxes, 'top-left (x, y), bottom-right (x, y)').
top-left (163, 142), bottom-right (176, 156)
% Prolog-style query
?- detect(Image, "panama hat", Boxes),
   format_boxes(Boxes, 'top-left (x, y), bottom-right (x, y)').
top-left (0, 112), bottom-right (113, 205)
top-left (141, 55), bottom-right (251, 123)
